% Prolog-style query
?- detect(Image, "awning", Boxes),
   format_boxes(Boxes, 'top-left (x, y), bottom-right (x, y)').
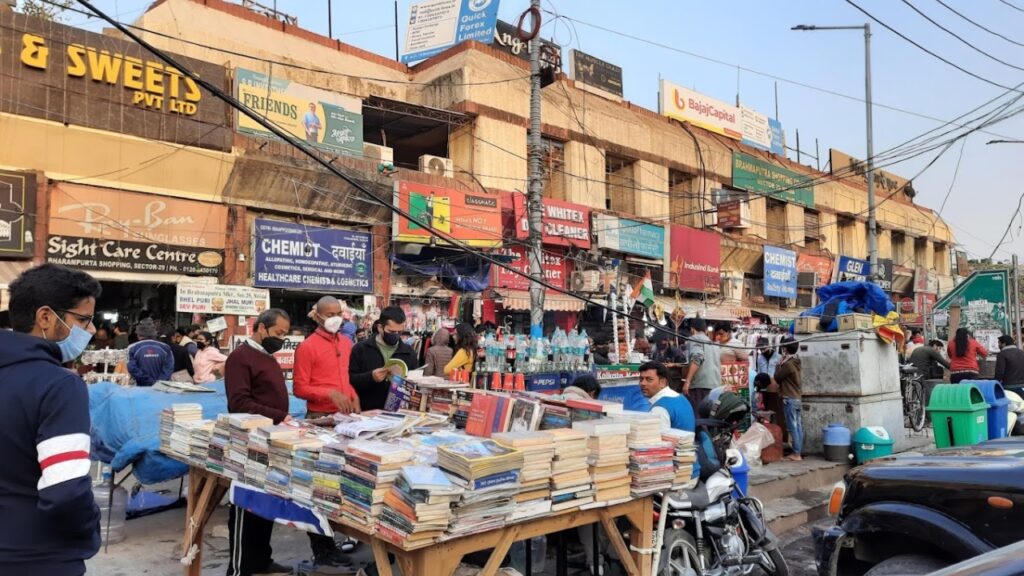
top-left (496, 290), bottom-right (587, 312)
top-left (750, 307), bottom-right (799, 322)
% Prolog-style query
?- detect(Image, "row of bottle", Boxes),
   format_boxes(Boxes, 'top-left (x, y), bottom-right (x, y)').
top-left (476, 328), bottom-right (593, 373)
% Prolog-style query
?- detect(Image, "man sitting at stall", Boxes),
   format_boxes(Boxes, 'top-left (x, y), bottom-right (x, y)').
top-left (638, 360), bottom-right (695, 432)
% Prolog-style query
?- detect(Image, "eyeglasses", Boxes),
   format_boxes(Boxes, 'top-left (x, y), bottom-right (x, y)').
top-left (58, 309), bottom-right (94, 328)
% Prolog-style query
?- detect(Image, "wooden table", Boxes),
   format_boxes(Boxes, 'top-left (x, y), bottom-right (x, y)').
top-left (180, 466), bottom-right (654, 576)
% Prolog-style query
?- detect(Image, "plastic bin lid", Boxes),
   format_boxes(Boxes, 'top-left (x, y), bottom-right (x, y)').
top-left (853, 426), bottom-right (894, 445)
top-left (926, 383), bottom-right (989, 412)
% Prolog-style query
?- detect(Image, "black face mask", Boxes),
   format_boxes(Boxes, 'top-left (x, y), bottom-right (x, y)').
top-left (762, 349), bottom-right (774, 359)
top-left (380, 330), bottom-right (401, 346)
top-left (262, 336), bottom-right (285, 355)
top-left (196, 342), bottom-right (207, 350)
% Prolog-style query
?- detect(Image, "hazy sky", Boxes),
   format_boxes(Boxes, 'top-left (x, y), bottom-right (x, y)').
top-left (55, 0), bottom-right (1024, 262)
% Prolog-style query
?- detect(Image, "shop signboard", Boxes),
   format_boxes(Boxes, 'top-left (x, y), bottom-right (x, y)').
top-left (0, 169), bottom-right (36, 258)
top-left (835, 255), bottom-right (870, 283)
top-left (659, 79), bottom-right (742, 139)
top-left (235, 68), bottom-right (363, 157)
top-left (490, 245), bottom-right (570, 291)
top-left (47, 184), bottom-right (227, 275)
top-left (570, 49), bottom-right (623, 98)
top-left (716, 200), bottom-right (748, 229)
top-left (667, 224), bottom-right (720, 293)
top-left (393, 181), bottom-right (503, 248)
top-left (830, 149), bottom-right (910, 197)
top-left (739, 107), bottom-right (784, 155)
top-left (512, 195), bottom-right (590, 248)
top-left (594, 213), bottom-right (665, 260)
top-left (177, 282), bottom-right (270, 316)
top-left (401, 0), bottom-right (501, 63)
top-left (732, 152), bottom-right (815, 207)
top-left (763, 246), bottom-right (797, 299)
top-left (874, 258), bottom-right (894, 292)
top-left (253, 219), bottom-right (372, 294)
top-left (0, 10), bottom-right (231, 150)
top-left (933, 269), bottom-right (1010, 335)
top-left (493, 20), bottom-right (560, 69)
top-left (796, 253), bottom-right (832, 288)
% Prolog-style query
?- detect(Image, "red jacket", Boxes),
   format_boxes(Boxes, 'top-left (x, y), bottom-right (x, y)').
top-left (948, 338), bottom-right (989, 372)
top-left (293, 328), bottom-right (357, 414)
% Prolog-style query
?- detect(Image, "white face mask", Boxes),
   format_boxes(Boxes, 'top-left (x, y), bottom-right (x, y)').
top-left (323, 316), bottom-right (343, 334)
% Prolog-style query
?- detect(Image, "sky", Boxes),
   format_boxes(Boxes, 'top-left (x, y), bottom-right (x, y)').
top-left (49, 0), bottom-right (1024, 263)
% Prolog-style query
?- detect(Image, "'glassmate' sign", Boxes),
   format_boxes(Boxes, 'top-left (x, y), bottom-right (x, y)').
top-left (0, 11), bottom-right (230, 150)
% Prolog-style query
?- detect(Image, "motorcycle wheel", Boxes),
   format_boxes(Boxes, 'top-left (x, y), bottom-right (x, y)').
top-left (908, 380), bottom-right (926, 432)
top-left (759, 548), bottom-right (790, 576)
top-left (659, 529), bottom-right (706, 576)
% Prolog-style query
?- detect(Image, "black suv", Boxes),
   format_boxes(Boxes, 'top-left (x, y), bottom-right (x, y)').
top-left (814, 437), bottom-right (1024, 575)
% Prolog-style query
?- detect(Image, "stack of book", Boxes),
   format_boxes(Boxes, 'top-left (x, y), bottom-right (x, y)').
top-left (573, 419), bottom-right (632, 503)
top-left (546, 428), bottom-right (594, 511)
top-left (313, 442), bottom-right (347, 519)
top-left (288, 438), bottom-right (325, 506)
top-left (340, 440), bottom-right (413, 530)
top-left (226, 414), bottom-right (274, 482)
top-left (466, 392), bottom-right (545, 438)
top-left (206, 417), bottom-right (230, 476)
top-left (566, 397), bottom-right (624, 422)
top-left (452, 389), bottom-right (484, 429)
top-left (159, 403), bottom-right (203, 459)
top-left (627, 441), bottom-right (676, 496)
top-left (538, 397), bottom-right (572, 430)
top-left (493, 431), bottom-right (555, 521)
top-left (613, 410), bottom-right (664, 447)
top-left (661, 429), bottom-right (698, 489)
top-left (185, 420), bottom-right (214, 466)
top-left (377, 465), bottom-right (464, 548)
top-left (437, 439), bottom-right (524, 537)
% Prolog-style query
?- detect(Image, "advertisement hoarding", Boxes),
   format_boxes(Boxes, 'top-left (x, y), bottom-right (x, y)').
top-left (512, 194), bottom-right (590, 248)
top-left (402, 0), bottom-right (501, 63)
top-left (176, 283), bottom-right (270, 316)
top-left (253, 219), bottom-right (372, 293)
top-left (796, 253), bottom-right (833, 288)
top-left (570, 49), bottom-right (623, 98)
top-left (490, 245), bottom-right (570, 291)
top-left (235, 68), bottom-right (363, 157)
top-left (393, 181), bottom-right (503, 248)
top-left (659, 79), bottom-right (742, 139)
top-left (668, 224), bottom-right (720, 293)
top-left (594, 213), bottom-right (665, 260)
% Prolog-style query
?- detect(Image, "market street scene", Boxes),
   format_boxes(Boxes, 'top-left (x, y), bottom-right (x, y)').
top-left (3, 0), bottom-right (1024, 575)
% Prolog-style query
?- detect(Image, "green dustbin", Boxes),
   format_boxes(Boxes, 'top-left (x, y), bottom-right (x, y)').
top-left (927, 384), bottom-right (989, 448)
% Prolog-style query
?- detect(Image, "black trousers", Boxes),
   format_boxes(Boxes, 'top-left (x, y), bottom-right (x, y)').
top-left (226, 505), bottom-right (275, 576)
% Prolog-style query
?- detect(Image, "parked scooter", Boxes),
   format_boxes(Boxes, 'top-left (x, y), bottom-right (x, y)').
top-left (653, 391), bottom-right (789, 576)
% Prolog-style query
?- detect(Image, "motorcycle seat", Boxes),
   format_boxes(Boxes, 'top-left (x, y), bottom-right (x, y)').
top-left (665, 485), bottom-right (712, 510)
top-left (899, 365), bottom-right (919, 375)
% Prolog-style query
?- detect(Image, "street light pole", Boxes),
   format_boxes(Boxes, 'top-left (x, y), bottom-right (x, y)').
top-left (793, 23), bottom-right (878, 283)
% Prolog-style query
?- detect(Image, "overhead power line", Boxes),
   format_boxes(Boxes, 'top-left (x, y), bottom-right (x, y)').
top-left (932, 0), bottom-right (1024, 49)
top-left (900, 0), bottom-right (1024, 73)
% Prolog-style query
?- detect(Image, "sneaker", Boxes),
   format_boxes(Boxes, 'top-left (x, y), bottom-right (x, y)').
top-left (254, 561), bottom-right (292, 575)
top-left (312, 549), bottom-right (356, 575)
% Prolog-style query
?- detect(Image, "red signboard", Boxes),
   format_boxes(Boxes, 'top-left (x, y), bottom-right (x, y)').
top-left (512, 194), bottom-right (591, 248)
top-left (668, 225), bottom-right (720, 293)
top-left (796, 253), bottom-right (833, 288)
top-left (491, 245), bottom-right (571, 291)
top-left (394, 181), bottom-right (503, 248)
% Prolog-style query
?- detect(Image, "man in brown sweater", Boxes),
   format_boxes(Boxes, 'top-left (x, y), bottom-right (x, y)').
top-left (224, 308), bottom-right (292, 576)
top-left (773, 336), bottom-right (804, 461)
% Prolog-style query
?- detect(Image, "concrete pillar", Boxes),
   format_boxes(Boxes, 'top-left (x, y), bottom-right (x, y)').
top-left (747, 195), bottom-right (767, 241)
top-left (784, 203), bottom-right (804, 247)
top-left (373, 224), bottom-right (391, 303)
top-left (632, 160), bottom-right (669, 219)
top-left (563, 141), bottom-right (605, 209)
top-left (877, 229), bottom-right (892, 260)
top-left (819, 212), bottom-right (839, 255)
top-left (669, 175), bottom-right (695, 228)
top-left (471, 116), bottom-right (527, 191)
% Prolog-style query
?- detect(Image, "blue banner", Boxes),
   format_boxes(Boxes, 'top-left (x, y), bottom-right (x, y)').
top-left (763, 245), bottom-right (797, 299)
top-left (836, 255), bottom-right (870, 283)
top-left (768, 118), bottom-right (785, 156)
top-left (253, 219), bottom-right (372, 293)
top-left (401, 0), bottom-right (501, 64)
top-left (596, 214), bottom-right (665, 259)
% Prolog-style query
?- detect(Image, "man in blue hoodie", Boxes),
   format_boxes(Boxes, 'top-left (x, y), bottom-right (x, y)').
top-left (0, 264), bottom-right (102, 576)
top-left (127, 317), bottom-right (174, 386)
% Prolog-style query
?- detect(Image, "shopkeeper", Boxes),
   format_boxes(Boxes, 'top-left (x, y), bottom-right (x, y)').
top-left (223, 308), bottom-right (293, 576)
top-left (349, 306), bottom-right (420, 410)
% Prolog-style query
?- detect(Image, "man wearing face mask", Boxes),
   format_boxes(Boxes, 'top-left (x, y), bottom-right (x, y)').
top-left (223, 308), bottom-right (294, 576)
top-left (349, 306), bottom-right (419, 410)
top-left (0, 264), bottom-right (101, 576)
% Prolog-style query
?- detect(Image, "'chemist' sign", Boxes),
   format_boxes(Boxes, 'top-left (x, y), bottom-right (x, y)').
top-left (253, 219), bottom-right (372, 294)
top-left (763, 245), bottom-right (797, 299)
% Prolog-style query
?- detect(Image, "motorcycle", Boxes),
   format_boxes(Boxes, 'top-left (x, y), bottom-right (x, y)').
top-left (653, 450), bottom-right (788, 576)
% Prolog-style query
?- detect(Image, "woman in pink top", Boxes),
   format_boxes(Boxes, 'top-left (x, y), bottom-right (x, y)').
top-left (192, 331), bottom-right (228, 384)
top-left (947, 328), bottom-right (989, 383)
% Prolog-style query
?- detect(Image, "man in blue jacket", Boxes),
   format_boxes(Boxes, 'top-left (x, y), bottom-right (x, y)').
top-left (638, 360), bottom-right (696, 432)
top-left (127, 317), bottom-right (174, 386)
top-left (0, 264), bottom-right (102, 576)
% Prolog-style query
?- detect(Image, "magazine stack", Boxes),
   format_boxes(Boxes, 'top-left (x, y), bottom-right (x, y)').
top-left (437, 439), bottom-right (523, 537)
top-left (341, 440), bottom-right (414, 530)
top-left (377, 465), bottom-right (464, 548)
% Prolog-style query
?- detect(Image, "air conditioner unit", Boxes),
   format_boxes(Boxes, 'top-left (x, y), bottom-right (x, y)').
top-left (419, 155), bottom-right (454, 178)
top-left (797, 272), bottom-right (817, 288)
top-left (363, 143), bottom-right (393, 164)
top-left (570, 270), bottom-right (602, 293)
top-left (796, 292), bottom-right (815, 308)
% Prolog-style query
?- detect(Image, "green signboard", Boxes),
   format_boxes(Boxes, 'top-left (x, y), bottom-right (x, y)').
top-left (934, 269), bottom-right (1011, 341)
top-left (732, 152), bottom-right (815, 207)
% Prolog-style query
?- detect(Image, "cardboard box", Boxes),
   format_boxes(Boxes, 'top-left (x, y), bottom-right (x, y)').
top-left (838, 313), bottom-right (874, 332)
top-left (794, 316), bottom-right (822, 334)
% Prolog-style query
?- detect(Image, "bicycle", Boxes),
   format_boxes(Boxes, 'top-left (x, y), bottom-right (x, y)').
top-left (900, 364), bottom-right (927, 432)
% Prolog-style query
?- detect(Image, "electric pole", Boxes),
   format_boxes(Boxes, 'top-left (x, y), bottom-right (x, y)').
top-left (526, 0), bottom-right (545, 338)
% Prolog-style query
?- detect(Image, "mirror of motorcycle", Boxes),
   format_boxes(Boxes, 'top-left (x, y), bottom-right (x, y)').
top-left (725, 448), bottom-right (741, 467)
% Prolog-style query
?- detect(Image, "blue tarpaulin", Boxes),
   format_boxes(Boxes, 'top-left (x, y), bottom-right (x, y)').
top-left (390, 247), bottom-right (499, 292)
top-left (796, 281), bottom-right (895, 332)
top-left (89, 380), bottom-right (306, 485)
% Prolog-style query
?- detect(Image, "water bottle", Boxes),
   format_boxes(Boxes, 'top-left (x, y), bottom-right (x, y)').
top-left (93, 471), bottom-right (127, 544)
top-left (516, 335), bottom-right (529, 372)
top-left (580, 329), bottom-right (592, 370)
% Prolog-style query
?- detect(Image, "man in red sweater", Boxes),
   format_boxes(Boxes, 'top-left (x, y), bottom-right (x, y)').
top-left (292, 296), bottom-right (358, 567)
top-left (294, 296), bottom-right (360, 417)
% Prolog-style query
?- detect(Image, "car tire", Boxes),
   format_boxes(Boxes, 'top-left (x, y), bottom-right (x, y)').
top-left (864, 554), bottom-right (948, 576)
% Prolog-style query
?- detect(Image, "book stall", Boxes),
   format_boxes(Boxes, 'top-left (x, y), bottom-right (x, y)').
top-left (160, 376), bottom-right (698, 576)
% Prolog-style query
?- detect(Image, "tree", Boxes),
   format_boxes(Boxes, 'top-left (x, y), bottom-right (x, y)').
top-left (18, 0), bottom-right (73, 22)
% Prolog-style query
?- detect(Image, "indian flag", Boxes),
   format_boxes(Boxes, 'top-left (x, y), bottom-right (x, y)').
top-left (630, 270), bottom-right (656, 308)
